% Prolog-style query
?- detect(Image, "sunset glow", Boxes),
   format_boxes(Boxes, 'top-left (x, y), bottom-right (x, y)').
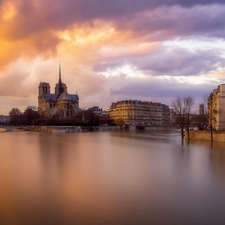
top-left (0, 0), bottom-right (225, 114)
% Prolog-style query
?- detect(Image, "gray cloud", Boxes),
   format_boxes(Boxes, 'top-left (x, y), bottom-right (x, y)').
top-left (109, 76), bottom-right (221, 106)
top-left (3, 1), bottom-right (225, 41)
top-left (112, 5), bottom-right (225, 41)
top-left (94, 46), bottom-right (225, 76)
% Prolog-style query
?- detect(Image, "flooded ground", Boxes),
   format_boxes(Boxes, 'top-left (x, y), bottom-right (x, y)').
top-left (0, 130), bottom-right (225, 225)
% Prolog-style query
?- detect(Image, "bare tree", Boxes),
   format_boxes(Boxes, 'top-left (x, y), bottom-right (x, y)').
top-left (172, 97), bottom-right (185, 138)
top-left (184, 96), bottom-right (195, 140)
top-left (172, 96), bottom-right (195, 139)
top-left (202, 92), bottom-right (210, 115)
top-left (207, 93), bottom-right (219, 142)
top-left (208, 93), bottom-right (213, 142)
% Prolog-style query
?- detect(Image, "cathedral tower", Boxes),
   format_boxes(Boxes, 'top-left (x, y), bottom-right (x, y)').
top-left (55, 63), bottom-right (67, 94)
top-left (38, 82), bottom-right (50, 112)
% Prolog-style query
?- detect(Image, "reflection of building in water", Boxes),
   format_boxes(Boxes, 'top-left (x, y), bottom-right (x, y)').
top-left (38, 64), bottom-right (80, 118)
top-left (208, 84), bottom-right (225, 130)
top-left (210, 145), bottom-right (225, 186)
top-left (109, 100), bottom-right (173, 124)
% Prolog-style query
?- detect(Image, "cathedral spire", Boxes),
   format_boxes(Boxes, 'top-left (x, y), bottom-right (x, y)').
top-left (59, 61), bottom-right (62, 84)
top-left (58, 61), bottom-right (64, 95)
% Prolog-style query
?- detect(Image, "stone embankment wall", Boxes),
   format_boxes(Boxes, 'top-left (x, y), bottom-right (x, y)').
top-left (29, 126), bottom-right (81, 133)
top-left (30, 126), bottom-right (122, 133)
top-left (186, 130), bottom-right (225, 142)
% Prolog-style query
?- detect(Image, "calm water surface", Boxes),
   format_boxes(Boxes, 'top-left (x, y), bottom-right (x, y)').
top-left (0, 129), bottom-right (225, 225)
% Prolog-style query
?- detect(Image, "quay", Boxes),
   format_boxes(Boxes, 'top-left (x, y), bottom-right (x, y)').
top-left (30, 125), bottom-right (179, 133)
top-left (0, 125), bottom-right (28, 132)
top-left (1, 125), bottom-right (179, 133)
top-left (185, 130), bottom-right (225, 142)
top-left (29, 126), bottom-right (123, 133)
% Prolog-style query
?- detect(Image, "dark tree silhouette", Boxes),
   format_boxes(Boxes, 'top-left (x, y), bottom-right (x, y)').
top-left (172, 96), bottom-right (195, 139)
top-left (9, 108), bottom-right (22, 125)
top-left (23, 106), bottom-right (39, 125)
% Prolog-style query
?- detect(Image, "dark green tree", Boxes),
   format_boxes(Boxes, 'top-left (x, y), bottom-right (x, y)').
top-left (23, 106), bottom-right (39, 125)
top-left (9, 108), bottom-right (22, 125)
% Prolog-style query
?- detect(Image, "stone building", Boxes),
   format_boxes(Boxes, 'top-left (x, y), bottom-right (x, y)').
top-left (170, 109), bottom-right (176, 124)
top-left (208, 84), bottom-right (225, 130)
top-left (0, 115), bottom-right (10, 124)
top-left (38, 64), bottom-right (80, 118)
top-left (109, 100), bottom-right (171, 124)
top-left (199, 104), bottom-right (204, 115)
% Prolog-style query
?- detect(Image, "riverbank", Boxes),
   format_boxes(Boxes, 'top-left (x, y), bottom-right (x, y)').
top-left (29, 125), bottom-right (123, 133)
top-left (185, 130), bottom-right (225, 142)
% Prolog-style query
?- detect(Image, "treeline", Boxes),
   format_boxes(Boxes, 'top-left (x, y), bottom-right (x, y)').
top-left (9, 106), bottom-right (40, 125)
top-left (9, 107), bottom-right (113, 126)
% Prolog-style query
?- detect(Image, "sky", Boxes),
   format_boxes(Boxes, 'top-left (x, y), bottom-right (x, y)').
top-left (0, 0), bottom-right (225, 114)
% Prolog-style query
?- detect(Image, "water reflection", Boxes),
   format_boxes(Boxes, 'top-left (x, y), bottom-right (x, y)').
top-left (0, 131), bottom-right (225, 225)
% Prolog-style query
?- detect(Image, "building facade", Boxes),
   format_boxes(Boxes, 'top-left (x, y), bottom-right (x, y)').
top-left (199, 104), bottom-right (204, 115)
top-left (38, 64), bottom-right (80, 118)
top-left (0, 115), bottom-right (10, 124)
top-left (109, 100), bottom-right (171, 124)
top-left (208, 84), bottom-right (225, 130)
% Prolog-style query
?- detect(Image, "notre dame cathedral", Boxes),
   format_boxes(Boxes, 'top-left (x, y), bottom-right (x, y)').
top-left (38, 64), bottom-right (80, 118)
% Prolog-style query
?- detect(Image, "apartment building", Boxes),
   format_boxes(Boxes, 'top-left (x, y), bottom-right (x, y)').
top-left (0, 115), bottom-right (10, 124)
top-left (208, 84), bottom-right (225, 130)
top-left (199, 104), bottom-right (204, 115)
top-left (109, 100), bottom-right (171, 124)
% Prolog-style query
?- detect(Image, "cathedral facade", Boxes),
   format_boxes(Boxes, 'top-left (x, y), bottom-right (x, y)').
top-left (38, 64), bottom-right (80, 118)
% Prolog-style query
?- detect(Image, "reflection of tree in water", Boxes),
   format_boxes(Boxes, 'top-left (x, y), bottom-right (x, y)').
top-left (186, 140), bottom-right (224, 151)
top-left (187, 139), bottom-right (225, 186)
top-left (210, 145), bottom-right (225, 168)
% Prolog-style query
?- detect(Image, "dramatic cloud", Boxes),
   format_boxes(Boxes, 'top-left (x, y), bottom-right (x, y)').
top-left (94, 45), bottom-right (225, 76)
top-left (110, 75), bottom-right (220, 98)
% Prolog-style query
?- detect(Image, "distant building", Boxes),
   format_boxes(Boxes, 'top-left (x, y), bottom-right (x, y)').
top-left (38, 64), bottom-right (80, 118)
top-left (199, 104), bottom-right (204, 115)
top-left (208, 84), bottom-right (225, 130)
top-left (0, 115), bottom-right (10, 124)
top-left (109, 100), bottom-right (172, 124)
top-left (88, 106), bottom-right (103, 115)
top-left (88, 106), bottom-right (112, 124)
top-left (170, 109), bottom-right (176, 124)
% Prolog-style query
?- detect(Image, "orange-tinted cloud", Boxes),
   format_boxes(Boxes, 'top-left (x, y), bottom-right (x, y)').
top-left (0, 0), bottom-right (225, 114)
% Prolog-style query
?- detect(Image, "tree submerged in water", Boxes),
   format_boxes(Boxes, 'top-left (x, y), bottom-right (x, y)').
top-left (172, 96), bottom-right (195, 139)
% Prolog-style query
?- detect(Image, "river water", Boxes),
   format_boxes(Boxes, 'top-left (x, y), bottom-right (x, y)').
top-left (0, 129), bottom-right (225, 225)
